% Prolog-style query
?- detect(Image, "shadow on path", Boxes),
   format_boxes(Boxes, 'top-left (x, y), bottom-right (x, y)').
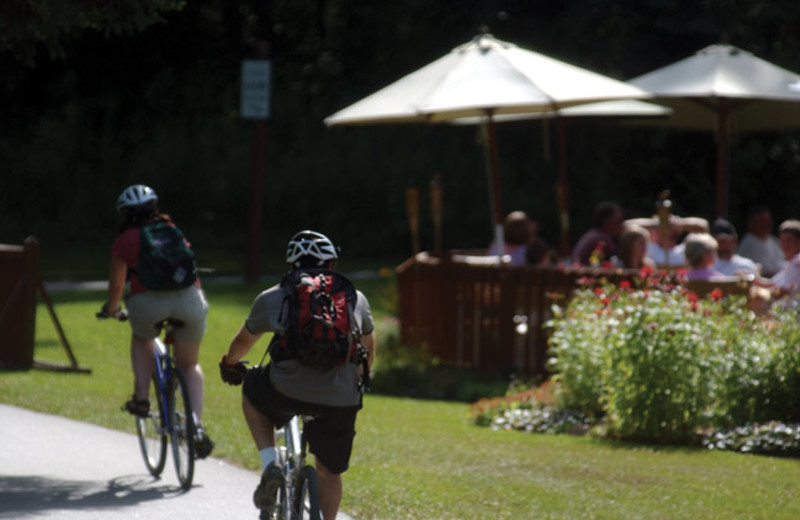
top-left (0, 473), bottom-right (188, 518)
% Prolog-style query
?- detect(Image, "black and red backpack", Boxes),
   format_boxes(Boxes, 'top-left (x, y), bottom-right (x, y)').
top-left (268, 269), bottom-right (362, 371)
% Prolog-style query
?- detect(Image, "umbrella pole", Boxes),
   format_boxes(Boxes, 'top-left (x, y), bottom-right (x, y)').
top-left (715, 108), bottom-right (729, 218)
top-left (482, 113), bottom-right (504, 259)
top-left (556, 117), bottom-right (570, 257)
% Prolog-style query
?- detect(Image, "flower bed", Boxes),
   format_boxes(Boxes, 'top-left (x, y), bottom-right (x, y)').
top-left (472, 268), bottom-right (800, 455)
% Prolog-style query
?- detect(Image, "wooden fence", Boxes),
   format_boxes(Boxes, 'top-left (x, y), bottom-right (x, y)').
top-left (396, 253), bottom-right (643, 376)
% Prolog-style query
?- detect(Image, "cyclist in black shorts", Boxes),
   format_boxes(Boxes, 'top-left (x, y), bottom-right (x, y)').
top-left (219, 231), bottom-right (375, 520)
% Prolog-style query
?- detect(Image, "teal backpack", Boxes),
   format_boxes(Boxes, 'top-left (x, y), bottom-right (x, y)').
top-left (136, 221), bottom-right (197, 291)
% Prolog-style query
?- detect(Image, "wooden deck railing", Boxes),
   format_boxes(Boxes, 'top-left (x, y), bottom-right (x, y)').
top-left (396, 253), bottom-right (642, 376)
top-left (397, 253), bottom-right (755, 376)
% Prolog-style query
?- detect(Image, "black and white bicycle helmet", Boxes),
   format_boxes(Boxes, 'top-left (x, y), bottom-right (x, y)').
top-left (286, 230), bottom-right (338, 268)
top-left (116, 184), bottom-right (158, 214)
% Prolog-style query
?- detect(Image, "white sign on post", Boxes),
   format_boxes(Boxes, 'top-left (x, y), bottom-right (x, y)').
top-left (240, 59), bottom-right (272, 119)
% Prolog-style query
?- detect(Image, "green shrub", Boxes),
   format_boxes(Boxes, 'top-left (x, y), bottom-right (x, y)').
top-left (547, 272), bottom-right (800, 443)
top-left (369, 316), bottom-right (508, 401)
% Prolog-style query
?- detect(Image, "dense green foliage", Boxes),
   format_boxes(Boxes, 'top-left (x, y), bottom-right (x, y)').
top-left (4, 1), bottom-right (800, 261)
top-left (546, 274), bottom-right (800, 443)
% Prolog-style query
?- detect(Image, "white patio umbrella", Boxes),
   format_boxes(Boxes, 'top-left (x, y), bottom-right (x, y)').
top-left (325, 32), bottom-right (650, 253)
top-left (629, 43), bottom-right (800, 218)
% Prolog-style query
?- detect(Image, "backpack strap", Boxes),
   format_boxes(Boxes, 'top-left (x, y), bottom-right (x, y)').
top-left (266, 289), bottom-right (293, 363)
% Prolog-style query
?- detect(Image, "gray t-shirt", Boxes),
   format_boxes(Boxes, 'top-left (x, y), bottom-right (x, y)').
top-left (245, 280), bottom-right (374, 407)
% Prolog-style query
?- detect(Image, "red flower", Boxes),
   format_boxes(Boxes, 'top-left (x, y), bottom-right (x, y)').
top-left (710, 288), bottom-right (723, 300)
top-left (619, 280), bottom-right (631, 289)
top-left (594, 287), bottom-right (604, 295)
top-left (601, 297), bottom-right (611, 306)
top-left (687, 292), bottom-right (699, 303)
top-left (639, 265), bottom-right (654, 278)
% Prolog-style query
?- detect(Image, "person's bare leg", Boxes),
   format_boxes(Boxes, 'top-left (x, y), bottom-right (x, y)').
top-left (245, 393), bottom-right (282, 510)
top-left (131, 335), bottom-right (155, 400)
top-left (315, 460), bottom-right (342, 520)
top-left (174, 340), bottom-right (204, 421)
top-left (243, 393), bottom-right (276, 449)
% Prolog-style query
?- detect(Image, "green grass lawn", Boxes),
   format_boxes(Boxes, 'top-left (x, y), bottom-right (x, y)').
top-left (3, 281), bottom-right (800, 519)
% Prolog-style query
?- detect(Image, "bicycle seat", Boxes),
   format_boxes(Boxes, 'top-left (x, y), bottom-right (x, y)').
top-left (153, 318), bottom-right (186, 331)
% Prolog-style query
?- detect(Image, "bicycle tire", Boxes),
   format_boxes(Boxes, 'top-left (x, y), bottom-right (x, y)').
top-left (294, 465), bottom-right (321, 520)
top-left (136, 373), bottom-right (167, 477)
top-left (169, 368), bottom-right (195, 490)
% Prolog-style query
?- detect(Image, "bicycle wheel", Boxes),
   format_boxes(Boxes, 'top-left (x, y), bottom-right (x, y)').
top-left (294, 465), bottom-right (321, 520)
top-left (169, 368), bottom-right (195, 490)
top-left (136, 373), bottom-right (167, 477)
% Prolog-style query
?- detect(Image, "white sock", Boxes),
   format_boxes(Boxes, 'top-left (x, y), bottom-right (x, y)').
top-left (259, 447), bottom-right (277, 470)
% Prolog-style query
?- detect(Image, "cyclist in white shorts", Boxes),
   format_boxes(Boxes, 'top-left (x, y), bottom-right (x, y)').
top-left (100, 184), bottom-right (214, 458)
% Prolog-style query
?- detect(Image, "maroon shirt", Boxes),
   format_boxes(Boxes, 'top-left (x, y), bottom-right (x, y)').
top-left (571, 228), bottom-right (617, 266)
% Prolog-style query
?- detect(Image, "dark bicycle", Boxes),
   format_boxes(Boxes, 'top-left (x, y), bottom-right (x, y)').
top-left (98, 312), bottom-right (196, 490)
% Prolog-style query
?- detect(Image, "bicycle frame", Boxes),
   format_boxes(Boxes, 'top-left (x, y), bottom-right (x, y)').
top-left (277, 416), bottom-right (304, 481)
top-left (152, 338), bottom-right (174, 434)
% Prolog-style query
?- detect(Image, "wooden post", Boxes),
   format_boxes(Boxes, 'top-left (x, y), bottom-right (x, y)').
top-left (406, 181), bottom-right (421, 254)
top-left (430, 174), bottom-right (443, 254)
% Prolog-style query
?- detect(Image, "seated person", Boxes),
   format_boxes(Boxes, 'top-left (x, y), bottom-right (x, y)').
top-left (487, 211), bottom-right (535, 266)
top-left (683, 233), bottom-right (730, 281)
top-left (766, 219), bottom-right (800, 307)
top-left (571, 201), bottom-right (624, 266)
top-left (611, 224), bottom-right (655, 270)
top-left (710, 218), bottom-right (759, 277)
top-left (738, 205), bottom-right (786, 277)
top-left (680, 216), bottom-right (710, 234)
top-left (644, 216), bottom-right (686, 267)
top-left (526, 237), bottom-right (553, 266)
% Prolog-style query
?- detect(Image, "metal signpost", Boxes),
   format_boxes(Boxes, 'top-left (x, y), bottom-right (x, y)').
top-left (240, 55), bottom-right (271, 284)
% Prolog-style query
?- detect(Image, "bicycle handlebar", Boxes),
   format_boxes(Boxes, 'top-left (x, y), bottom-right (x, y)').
top-left (96, 308), bottom-right (129, 321)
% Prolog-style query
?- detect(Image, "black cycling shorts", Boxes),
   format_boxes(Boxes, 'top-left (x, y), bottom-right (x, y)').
top-left (242, 364), bottom-right (362, 475)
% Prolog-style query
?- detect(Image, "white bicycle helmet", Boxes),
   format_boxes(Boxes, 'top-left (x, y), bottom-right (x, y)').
top-left (286, 230), bottom-right (338, 268)
top-left (116, 184), bottom-right (158, 213)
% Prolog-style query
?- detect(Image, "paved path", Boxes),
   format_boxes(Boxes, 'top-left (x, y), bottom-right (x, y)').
top-left (0, 404), bottom-right (354, 519)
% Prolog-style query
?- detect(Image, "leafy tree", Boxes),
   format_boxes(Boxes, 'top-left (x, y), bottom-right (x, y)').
top-left (1, 0), bottom-right (187, 64)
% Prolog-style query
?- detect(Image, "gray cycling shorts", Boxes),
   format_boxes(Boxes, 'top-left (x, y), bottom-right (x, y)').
top-left (126, 285), bottom-right (208, 342)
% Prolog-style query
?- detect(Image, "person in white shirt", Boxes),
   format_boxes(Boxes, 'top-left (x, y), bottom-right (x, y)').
top-left (769, 220), bottom-right (800, 307)
top-left (710, 218), bottom-right (759, 277)
top-left (642, 215), bottom-right (686, 267)
top-left (738, 206), bottom-right (786, 277)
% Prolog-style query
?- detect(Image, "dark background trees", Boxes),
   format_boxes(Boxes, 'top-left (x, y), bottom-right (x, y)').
top-left (3, 0), bottom-right (800, 266)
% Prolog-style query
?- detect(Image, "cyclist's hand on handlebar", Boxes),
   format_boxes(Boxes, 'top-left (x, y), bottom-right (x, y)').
top-left (219, 355), bottom-right (248, 386)
top-left (96, 304), bottom-right (128, 321)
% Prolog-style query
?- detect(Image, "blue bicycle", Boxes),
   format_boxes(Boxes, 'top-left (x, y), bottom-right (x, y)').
top-left (99, 312), bottom-right (196, 490)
